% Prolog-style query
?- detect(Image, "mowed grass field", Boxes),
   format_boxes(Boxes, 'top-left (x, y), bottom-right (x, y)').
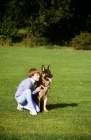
top-left (0, 46), bottom-right (91, 140)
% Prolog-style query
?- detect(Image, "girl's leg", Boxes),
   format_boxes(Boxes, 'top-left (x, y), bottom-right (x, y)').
top-left (24, 101), bottom-right (40, 112)
top-left (32, 100), bottom-right (40, 113)
top-left (24, 89), bottom-right (40, 112)
top-left (16, 89), bottom-right (40, 112)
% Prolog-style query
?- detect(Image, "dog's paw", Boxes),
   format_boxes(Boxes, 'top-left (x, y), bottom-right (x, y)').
top-left (44, 109), bottom-right (48, 112)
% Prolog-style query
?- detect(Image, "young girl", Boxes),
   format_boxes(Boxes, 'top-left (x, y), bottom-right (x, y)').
top-left (15, 68), bottom-right (41, 115)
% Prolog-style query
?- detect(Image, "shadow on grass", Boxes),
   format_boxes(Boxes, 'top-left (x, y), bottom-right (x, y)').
top-left (0, 126), bottom-right (19, 140)
top-left (47, 103), bottom-right (78, 110)
top-left (0, 129), bottom-right (91, 140)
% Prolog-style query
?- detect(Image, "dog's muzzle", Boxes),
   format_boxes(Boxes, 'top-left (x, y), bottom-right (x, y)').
top-left (47, 78), bottom-right (52, 82)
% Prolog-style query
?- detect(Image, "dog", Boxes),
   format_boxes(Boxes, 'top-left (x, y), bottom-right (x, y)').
top-left (37, 65), bottom-right (53, 112)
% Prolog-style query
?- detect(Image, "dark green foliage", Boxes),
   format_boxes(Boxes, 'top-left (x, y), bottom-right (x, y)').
top-left (0, 0), bottom-right (91, 45)
top-left (26, 0), bottom-right (72, 45)
top-left (71, 32), bottom-right (91, 50)
top-left (0, 0), bottom-right (26, 38)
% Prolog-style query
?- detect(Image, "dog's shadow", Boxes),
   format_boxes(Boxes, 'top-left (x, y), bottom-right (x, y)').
top-left (47, 103), bottom-right (78, 110)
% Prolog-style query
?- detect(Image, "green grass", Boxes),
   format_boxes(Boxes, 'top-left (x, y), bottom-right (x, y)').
top-left (0, 46), bottom-right (91, 140)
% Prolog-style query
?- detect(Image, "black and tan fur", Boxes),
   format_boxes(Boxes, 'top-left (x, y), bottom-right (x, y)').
top-left (37, 65), bottom-right (53, 112)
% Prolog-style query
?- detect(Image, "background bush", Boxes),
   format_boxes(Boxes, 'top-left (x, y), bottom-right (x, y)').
top-left (0, 36), bottom-right (12, 46)
top-left (71, 32), bottom-right (91, 50)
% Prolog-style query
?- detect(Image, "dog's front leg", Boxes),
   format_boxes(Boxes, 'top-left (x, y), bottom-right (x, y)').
top-left (43, 97), bottom-right (48, 112)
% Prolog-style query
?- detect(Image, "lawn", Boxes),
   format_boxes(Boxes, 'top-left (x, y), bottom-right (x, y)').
top-left (0, 46), bottom-right (91, 140)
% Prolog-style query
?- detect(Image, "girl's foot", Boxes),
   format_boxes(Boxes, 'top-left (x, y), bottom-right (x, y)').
top-left (17, 103), bottom-right (23, 111)
top-left (30, 108), bottom-right (37, 115)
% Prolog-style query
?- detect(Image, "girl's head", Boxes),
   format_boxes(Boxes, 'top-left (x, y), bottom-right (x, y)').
top-left (28, 68), bottom-right (40, 81)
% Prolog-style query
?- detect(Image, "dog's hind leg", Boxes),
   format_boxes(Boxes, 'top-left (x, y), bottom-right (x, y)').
top-left (43, 97), bottom-right (48, 112)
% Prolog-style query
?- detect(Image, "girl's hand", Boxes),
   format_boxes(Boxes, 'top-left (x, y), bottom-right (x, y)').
top-left (36, 86), bottom-right (41, 92)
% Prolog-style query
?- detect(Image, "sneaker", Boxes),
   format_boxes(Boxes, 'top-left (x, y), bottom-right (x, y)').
top-left (30, 108), bottom-right (37, 115)
top-left (17, 103), bottom-right (23, 111)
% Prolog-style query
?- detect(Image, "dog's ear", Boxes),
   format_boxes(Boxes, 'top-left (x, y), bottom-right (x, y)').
top-left (47, 65), bottom-right (51, 71)
top-left (41, 65), bottom-right (45, 71)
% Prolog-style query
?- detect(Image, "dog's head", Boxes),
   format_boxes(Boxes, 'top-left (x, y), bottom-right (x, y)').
top-left (40, 65), bottom-right (53, 86)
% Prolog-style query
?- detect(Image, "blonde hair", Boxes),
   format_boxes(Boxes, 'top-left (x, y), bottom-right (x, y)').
top-left (28, 68), bottom-right (40, 78)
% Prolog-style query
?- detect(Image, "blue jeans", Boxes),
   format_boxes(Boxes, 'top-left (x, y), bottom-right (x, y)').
top-left (16, 89), bottom-right (40, 112)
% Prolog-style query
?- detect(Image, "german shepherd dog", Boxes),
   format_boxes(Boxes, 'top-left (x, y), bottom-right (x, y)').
top-left (37, 65), bottom-right (53, 112)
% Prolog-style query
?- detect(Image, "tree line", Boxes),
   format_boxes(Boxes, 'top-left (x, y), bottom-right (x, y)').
top-left (0, 0), bottom-right (91, 45)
